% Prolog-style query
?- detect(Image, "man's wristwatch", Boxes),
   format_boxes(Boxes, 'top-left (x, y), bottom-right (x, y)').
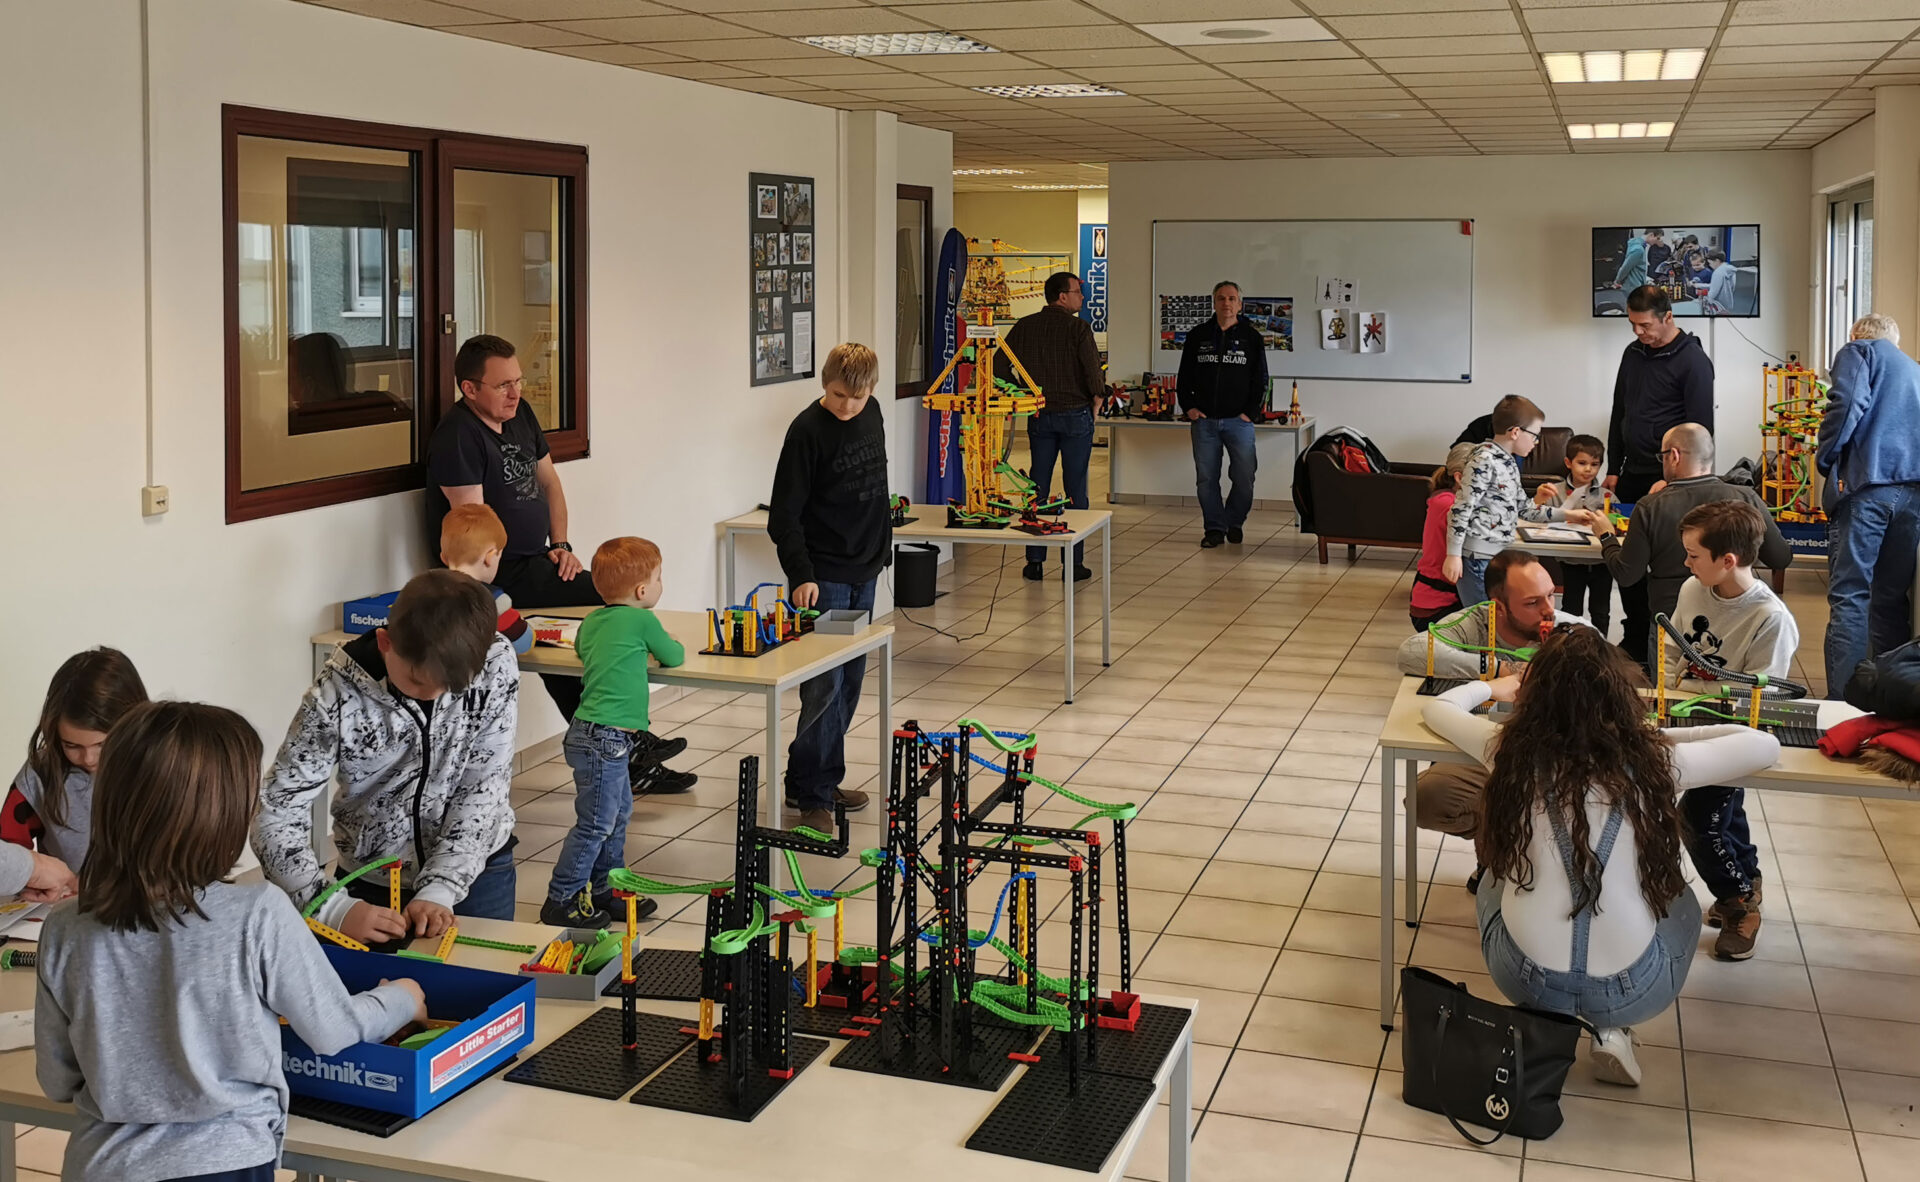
top-left (550, 541), bottom-right (573, 553)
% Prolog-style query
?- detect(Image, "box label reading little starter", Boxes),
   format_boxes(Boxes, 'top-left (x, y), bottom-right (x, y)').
top-left (428, 1002), bottom-right (526, 1093)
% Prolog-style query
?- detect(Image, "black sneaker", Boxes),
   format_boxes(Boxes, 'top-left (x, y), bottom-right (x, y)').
top-left (632, 763), bottom-right (697, 796)
top-left (1022, 561), bottom-right (1045, 581)
top-left (593, 893), bottom-right (660, 923)
top-left (628, 730), bottom-right (688, 770)
top-left (1074, 565), bottom-right (1093, 581)
top-left (540, 888), bottom-right (613, 929)
top-left (1201, 531), bottom-right (1226, 549)
top-left (1226, 526), bottom-right (1244, 544)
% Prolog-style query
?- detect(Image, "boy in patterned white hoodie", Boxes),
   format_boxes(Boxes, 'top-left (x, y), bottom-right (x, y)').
top-left (1442, 395), bottom-right (1604, 607)
top-left (252, 570), bottom-right (518, 949)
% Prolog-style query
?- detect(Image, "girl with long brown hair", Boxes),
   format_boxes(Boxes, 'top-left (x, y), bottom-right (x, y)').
top-left (1422, 625), bottom-right (1779, 1087)
top-left (11, 648), bottom-right (148, 874)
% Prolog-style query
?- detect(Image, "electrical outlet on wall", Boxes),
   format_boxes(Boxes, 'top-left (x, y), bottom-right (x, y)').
top-left (141, 485), bottom-right (169, 517)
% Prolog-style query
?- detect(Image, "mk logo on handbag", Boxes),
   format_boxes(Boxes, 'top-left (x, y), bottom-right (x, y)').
top-left (1485, 1095), bottom-right (1511, 1121)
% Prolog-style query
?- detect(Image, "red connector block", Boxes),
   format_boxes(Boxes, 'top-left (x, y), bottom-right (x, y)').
top-left (1096, 991), bottom-right (1141, 1033)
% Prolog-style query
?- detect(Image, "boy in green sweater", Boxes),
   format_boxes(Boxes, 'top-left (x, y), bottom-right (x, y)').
top-left (541, 536), bottom-right (684, 928)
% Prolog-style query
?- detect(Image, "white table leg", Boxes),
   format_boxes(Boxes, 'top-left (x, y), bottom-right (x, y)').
top-left (1380, 753), bottom-right (1396, 1030)
top-left (1167, 1024), bottom-right (1193, 1182)
top-left (1101, 519), bottom-right (1112, 667)
top-left (766, 689), bottom-right (786, 890)
top-left (1062, 547), bottom-right (1076, 704)
top-left (1404, 758), bottom-right (1420, 929)
top-left (1107, 425), bottom-right (1123, 505)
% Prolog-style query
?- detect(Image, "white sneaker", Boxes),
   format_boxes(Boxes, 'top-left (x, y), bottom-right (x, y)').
top-left (1590, 1027), bottom-right (1642, 1087)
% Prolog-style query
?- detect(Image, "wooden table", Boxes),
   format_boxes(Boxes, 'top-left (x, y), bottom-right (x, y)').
top-left (1100, 416), bottom-right (1315, 507)
top-left (312, 609), bottom-right (894, 879)
top-left (716, 509), bottom-right (1113, 704)
top-left (0, 919), bottom-right (1197, 1182)
top-left (1372, 676), bottom-right (1915, 1028)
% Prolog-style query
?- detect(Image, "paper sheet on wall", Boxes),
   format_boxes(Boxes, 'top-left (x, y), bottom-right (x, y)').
top-left (1319, 307), bottom-right (1349, 350)
top-left (1358, 311), bottom-right (1387, 353)
top-left (1316, 276), bottom-right (1355, 306)
top-left (792, 312), bottom-right (813, 374)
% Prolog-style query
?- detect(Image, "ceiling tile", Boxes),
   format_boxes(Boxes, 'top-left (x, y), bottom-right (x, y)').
top-left (1065, 65), bottom-right (1228, 82)
top-left (1313, 0), bottom-right (1507, 10)
top-left (668, 37), bottom-right (840, 59)
top-left (1521, 2), bottom-right (1725, 32)
top-left (642, 61), bottom-right (764, 79)
top-left (1710, 61), bottom-right (1873, 77)
top-left (706, 0), bottom-right (880, 10)
top-left (1085, 0), bottom-right (1306, 18)
top-left (307, 0), bottom-right (507, 23)
top-left (1117, 79), bottom-right (1260, 94)
top-left (1183, 41), bottom-right (1358, 61)
top-left (725, 8), bottom-right (936, 35)
top-left (1222, 58), bottom-right (1379, 77)
top-left (1376, 55), bottom-right (1539, 74)
top-left (452, 0), bottom-right (674, 18)
top-left (1719, 43), bottom-right (1894, 63)
top-left (965, 25), bottom-right (1159, 50)
top-left (1721, 18), bottom-right (1919, 43)
top-left (1530, 29), bottom-right (1717, 52)
top-left (1025, 47), bottom-right (1194, 66)
top-left (1733, 0), bottom-right (1920, 22)
top-left (906, 1), bottom-right (1109, 30)
top-left (742, 54), bottom-right (912, 75)
top-left (546, 42), bottom-right (687, 64)
top-left (545, 14), bottom-right (767, 40)
top-left (1352, 34), bottom-right (1530, 56)
top-left (454, 22), bottom-right (608, 47)
top-left (1323, 10), bottom-right (1520, 38)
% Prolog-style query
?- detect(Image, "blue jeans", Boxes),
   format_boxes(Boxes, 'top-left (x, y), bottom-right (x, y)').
top-left (1826, 482), bottom-right (1920, 693)
top-left (1457, 556), bottom-right (1490, 610)
top-left (1190, 417), bottom-right (1257, 534)
top-left (546, 719), bottom-right (635, 902)
top-left (787, 577), bottom-right (877, 811)
top-left (340, 836), bottom-right (516, 920)
top-left (1681, 786), bottom-right (1759, 901)
top-left (166, 1167), bottom-right (275, 1182)
top-left (1477, 879), bottom-right (1701, 1030)
top-left (1026, 408), bottom-right (1093, 565)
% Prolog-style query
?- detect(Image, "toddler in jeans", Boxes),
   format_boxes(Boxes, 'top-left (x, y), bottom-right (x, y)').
top-left (542, 537), bottom-right (683, 928)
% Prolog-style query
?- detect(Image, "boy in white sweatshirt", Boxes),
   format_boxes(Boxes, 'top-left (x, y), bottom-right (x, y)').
top-left (1663, 500), bottom-right (1800, 962)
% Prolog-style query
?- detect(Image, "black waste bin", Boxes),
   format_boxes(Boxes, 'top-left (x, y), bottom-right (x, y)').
top-left (894, 543), bottom-right (939, 608)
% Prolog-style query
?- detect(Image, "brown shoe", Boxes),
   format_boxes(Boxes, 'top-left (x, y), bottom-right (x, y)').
top-left (1706, 879), bottom-right (1762, 929)
top-left (783, 787), bottom-right (871, 813)
top-left (1712, 893), bottom-right (1762, 961)
top-left (791, 809), bottom-right (836, 835)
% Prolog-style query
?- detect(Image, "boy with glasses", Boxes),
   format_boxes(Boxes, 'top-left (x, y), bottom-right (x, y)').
top-left (1442, 395), bottom-right (1600, 608)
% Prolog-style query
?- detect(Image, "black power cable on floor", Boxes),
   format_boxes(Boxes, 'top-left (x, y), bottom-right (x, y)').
top-left (887, 548), bottom-right (1009, 644)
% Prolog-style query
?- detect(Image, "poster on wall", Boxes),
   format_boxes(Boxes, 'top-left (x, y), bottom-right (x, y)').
top-left (1240, 298), bottom-right (1293, 352)
top-left (1078, 223), bottom-right (1109, 336)
top-left (1358, 311), bottom-right (1387, 354)
top-left (749, 171), bottom-right (815, 385)
top-left (1158, 293), bottom-right (1211, 350)
top-left (1319, 307), bottom-right (1349, 350)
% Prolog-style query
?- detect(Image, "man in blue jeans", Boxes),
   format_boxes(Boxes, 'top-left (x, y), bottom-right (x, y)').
top-left (1819, 313), bottom-right (1920, 693)
top-left (1177, 281), bottom-right (1270, 547)
top-left (769, 343), bottom-right (891, 833)
top-left (998, 272), bottom-right (1107, 580)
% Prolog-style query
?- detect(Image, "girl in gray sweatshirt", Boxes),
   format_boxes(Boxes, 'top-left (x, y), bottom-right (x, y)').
top-left (35, 702), bottom-right (421, 1182)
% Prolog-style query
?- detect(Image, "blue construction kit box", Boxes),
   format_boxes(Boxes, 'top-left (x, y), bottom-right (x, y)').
top-left (282, 945), bottom-right (536, 1119)
top-left (342, 591), bottom-right (401, 634)
top-left (1778, 521), bottom-right (1828, 559)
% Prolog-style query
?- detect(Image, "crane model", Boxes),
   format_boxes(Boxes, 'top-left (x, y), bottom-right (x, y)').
top-left (922, 310), bottom-right (1052, 529)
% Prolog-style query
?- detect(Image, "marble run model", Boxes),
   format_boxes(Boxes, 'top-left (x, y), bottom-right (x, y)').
top-left (302, 856), bottom-right (404, 951)
top-left (922, 311), bottom-right (1047, 528)
top-left (704, 583), bottom-right (816, 657)
top-left (1652, 612), bottom-right (1821, 746)
top-left (1759, 363), bottom-right (1829, 524)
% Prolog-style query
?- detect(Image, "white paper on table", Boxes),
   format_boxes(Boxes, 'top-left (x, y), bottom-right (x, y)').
top-left (0, 901), bottom-right (49, 937)
top-left (0, 1011), bottom-right (32, 1052)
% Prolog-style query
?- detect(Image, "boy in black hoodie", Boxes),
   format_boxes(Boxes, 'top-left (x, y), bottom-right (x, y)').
top-left (768, 343), bottom-right (890, 833)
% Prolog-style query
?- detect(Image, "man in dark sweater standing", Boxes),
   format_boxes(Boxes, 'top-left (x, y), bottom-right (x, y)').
top-left (1604, 286), bottom-right (1716, 661)
top-left (1177, 281), bottom-right (1270, 548)
top-left (1591, 423), bottom-right (1789, 663)
top-left (997, 272), bottom-right (1105, 581)
top-left (769, 343), bottom-right (890, 833)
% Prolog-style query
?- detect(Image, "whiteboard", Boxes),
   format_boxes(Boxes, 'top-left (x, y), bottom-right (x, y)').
top-left (1151, 219), bottom-right (1474, 383)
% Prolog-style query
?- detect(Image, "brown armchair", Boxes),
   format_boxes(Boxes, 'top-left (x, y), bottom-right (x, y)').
top-left (1520, 427), bottom-right (1574, 484)
top-left (1305, 451), bottom-right (1433, 563)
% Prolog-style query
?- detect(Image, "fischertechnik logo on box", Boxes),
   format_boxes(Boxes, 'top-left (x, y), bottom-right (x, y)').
top-left (348, 611), bottom-right (388, 626)
top-left (283, 1052), bottom-right (398, 1091)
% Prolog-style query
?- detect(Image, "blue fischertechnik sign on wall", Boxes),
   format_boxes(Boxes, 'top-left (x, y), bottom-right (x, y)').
top-left (1078, 223), bottom-right (1108, 333)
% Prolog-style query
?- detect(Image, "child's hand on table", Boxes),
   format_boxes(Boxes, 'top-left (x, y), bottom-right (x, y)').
top-left (790, 583), bottom-right (820, 610)
top-left (21, 852), bottom-right (76, 902)
top-left (404, 898), bottom-right (454, 938)
top-left (340, 900), bottom-right (409, 944)
top-left (381, 977), bottom-right (429, 1024)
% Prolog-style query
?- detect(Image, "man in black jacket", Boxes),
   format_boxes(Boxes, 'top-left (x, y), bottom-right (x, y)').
top-left (1177, 281), bottom-right (1270, 548)
top-left (1604, 285), bottom-right (1716, 660)
top-left (997, 272), bottom-right (1104, 580)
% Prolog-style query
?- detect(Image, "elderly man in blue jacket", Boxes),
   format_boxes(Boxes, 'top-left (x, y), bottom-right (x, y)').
top-left (1818, 313), bottom-right (1920, 692)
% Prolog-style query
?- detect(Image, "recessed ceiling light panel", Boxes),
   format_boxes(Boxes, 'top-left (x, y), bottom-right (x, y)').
top-left (974, 84), bottom-right (1127, 99)
top-left (952, 168), bottom-right (1027, 175)
top-left (1012, 183), bottom-right (1109, 191)
top-left (797, 32), bottom-right (996, 57)
top-left (1543, 48), bottom-right (1704, 84)
top-left (1135, 18), bottom-right (1335, 47)
top-left (1566, 121), bottom-right (1673, 140)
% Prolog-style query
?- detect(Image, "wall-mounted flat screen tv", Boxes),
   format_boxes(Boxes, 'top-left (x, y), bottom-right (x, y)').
top-left (1592, 225), bottom-right (1759, 318)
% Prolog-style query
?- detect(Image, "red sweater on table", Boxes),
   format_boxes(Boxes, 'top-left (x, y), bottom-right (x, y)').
top-left (1411, 490), bottom-right (1462, 614)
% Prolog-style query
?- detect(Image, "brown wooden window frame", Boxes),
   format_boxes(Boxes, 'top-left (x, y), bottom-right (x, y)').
top-left (222, 105), bottom-right (589, 524)
top-left (896, 183), bottom-right (935, 401)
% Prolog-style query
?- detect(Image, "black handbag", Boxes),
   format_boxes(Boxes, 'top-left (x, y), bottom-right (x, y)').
top-left (1399, 966), bottom-right (1589, 1144)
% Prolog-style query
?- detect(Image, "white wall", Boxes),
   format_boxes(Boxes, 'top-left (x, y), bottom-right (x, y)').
top-left (0, 0), bottom-right (950, 753)
top-left (1813, 116), bottom-right (1875, 194)
top-left (1110, 153), bottom-right (1811, 467)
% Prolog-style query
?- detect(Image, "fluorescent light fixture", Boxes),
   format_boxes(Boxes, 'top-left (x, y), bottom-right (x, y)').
top-left (1012, 183), bottom-right (1109, 191)
top-left (1543, 48), bottom-right (1705, 84)
top-left (798, 32), bottom-right (995, 57)
top-left (974, 83), bottom-right (1126, 99)
top-left (953, 168), bottom-right (1027, 175)
top-left (1568, 121), bottom-right (1672, 139)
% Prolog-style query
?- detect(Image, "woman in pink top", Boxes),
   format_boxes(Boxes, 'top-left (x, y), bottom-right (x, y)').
top-left (1410, 443), bottom-right (1476, 631)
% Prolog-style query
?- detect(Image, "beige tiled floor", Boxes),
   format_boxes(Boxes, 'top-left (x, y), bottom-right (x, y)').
top-left (25, 454), bottom-right (1907, 1181)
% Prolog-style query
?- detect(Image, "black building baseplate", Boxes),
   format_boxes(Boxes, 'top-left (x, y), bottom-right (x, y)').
top-left (629, 1034), bottom-right (831, 1122)
top-left (829, 1009), bottom-right (1040, 1092)
top-left (600, 948), bottom-right (705, 1002)
top-left (965, 1050), bottom-right (1158, 1172)
top-left (504, 1009), bottom-right (693, 1100)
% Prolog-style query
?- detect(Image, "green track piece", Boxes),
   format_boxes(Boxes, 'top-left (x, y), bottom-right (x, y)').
top-left (452, 935), bottom-right (538, 955)
top-left (301, 856), bottom-right (402, 920)
top-left (394, 949), bottom-right (443, 962)
top-left (397, 1027), bottom-right (454, 1050)
top-left (607, 867), bottom-right (734, 897)
top-left (579, 929), bottom-right (624, 973)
